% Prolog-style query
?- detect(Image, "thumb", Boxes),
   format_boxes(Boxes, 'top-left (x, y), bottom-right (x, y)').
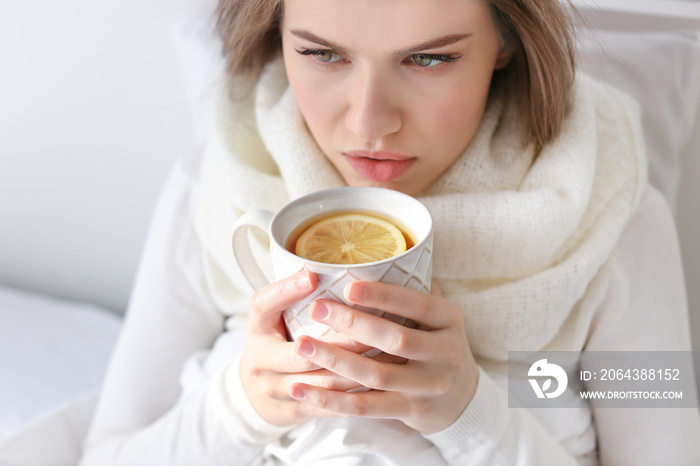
top-left (248, 271), bottom-right (317, 333)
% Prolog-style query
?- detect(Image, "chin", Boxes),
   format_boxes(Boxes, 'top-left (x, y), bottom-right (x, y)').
top-left (366, 180), bottom-right (417, 196)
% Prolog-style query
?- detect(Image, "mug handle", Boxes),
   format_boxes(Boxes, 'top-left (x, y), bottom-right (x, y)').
top-left (231, 210), bottom-right (275, 291)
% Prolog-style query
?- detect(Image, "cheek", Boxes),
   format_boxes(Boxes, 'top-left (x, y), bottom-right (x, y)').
top-left (288, 73), bottom-right (322, 123)
top-left (284, 54), bottom-right (333, 133)
top-left (426, 85), bottom-right (488, 148)
top-left (287, 74), bottom-right (342, 148)
top-left (284, 62), bottom-right (343, 137)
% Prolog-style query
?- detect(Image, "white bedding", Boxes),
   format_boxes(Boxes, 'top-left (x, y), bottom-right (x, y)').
top-left (0, 287), bottom-right (121, 446)
top-left (578, 29), bottom-right (700, 213)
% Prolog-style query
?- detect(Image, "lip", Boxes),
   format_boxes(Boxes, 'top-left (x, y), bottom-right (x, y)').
top-left (343, 150), bottom-right (417, 182)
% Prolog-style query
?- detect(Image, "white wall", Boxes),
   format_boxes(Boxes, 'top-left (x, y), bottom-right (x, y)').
top-left (677, 116), bottom-right (700, 353)
top-left (0, 1), bottom-right (210, 313)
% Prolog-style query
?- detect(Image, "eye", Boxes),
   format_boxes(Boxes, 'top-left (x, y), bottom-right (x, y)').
top-left (296, 48), bottom-right (343, 64)
top-left (315, 50), bottom-right (341, 63)
top-left (409, 53), bottom-right (460, 68)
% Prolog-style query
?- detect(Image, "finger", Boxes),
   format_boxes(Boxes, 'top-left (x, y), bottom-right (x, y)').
top-left (246, 333), bottom-right (380, 374)
top-left (248, 271), bottom-right (317, 332)
top-left (278, 398), bottom-right (349, 422)
top-left (253, 367), bottom-right (366, 406)
top-left (258, 370), bottom-right (365, 400)
top-left (246, 339), bottom-right (321, 373)
top-left (373, 352), bottom-right (409, 365)
top-left (289, 382), bottom-right (406, 421)
top-left (249, 329), bottom-right (376, 373)
top-left (292, 370), bottom-right (365, 393)
top-left (295, 336), bottom-right (429, 390)
top-left (343, 281), bottom-right (455, 329)
top-left (309, 300), bottom-right (438, 360)
top-left (313, 332), bottom-right (375, 355)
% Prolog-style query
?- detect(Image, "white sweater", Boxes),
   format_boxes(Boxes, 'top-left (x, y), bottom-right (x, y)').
top-left (78, 148), bottom-right (700, 465)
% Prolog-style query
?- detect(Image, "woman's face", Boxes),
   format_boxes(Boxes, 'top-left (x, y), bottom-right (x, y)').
top-left (282, 0), bottom-right (509, 196)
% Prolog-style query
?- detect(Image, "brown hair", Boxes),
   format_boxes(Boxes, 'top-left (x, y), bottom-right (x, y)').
top-left (216, 0), bottom-right (577, 148)
top-left (488, 0), bottom-right (577, 148)
top-left (216, 0), bottom-right (282, 91)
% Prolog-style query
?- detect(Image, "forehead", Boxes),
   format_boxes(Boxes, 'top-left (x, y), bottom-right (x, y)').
top-left (282, 0), bottom-right (494, 51)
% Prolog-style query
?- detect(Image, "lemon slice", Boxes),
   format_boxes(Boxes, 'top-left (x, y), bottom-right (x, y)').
top-left (295, 213), bottom-right (407, 264)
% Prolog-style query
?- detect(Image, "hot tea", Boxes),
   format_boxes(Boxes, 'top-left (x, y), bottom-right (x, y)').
top-left (286, 209), bottom-right (416, 264)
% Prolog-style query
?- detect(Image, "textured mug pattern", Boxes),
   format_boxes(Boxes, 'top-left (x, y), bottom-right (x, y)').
top-left (275, 231), bottom-right (434, 341)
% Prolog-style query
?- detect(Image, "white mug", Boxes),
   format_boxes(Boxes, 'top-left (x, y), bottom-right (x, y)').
top-left (231, 186), bottom-right (434, 341)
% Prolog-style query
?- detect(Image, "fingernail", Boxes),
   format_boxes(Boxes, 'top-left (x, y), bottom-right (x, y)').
top-left (297, 339), bottom-right (315, 357)
top-left (296, 273), bottom-right (311, 290)
top-left (345, 283), bottom-right (365, 302)
top-left (290, 386), bottom-right (306, 400)
top-left (311, 301), bottom-right (328, 320)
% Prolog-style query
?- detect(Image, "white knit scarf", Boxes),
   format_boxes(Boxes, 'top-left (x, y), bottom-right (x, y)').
top-left (195, 57), bottom-right (646, 361)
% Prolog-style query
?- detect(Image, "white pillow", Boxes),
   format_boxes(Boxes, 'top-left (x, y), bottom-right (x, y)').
top-left (0, 287), bottom-right (121, 444)
top-left (577, 29), bottom-right (700, 213)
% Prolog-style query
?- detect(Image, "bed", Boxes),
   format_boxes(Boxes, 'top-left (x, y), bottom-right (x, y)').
top-left (0, 0), bottom-right (699, 463)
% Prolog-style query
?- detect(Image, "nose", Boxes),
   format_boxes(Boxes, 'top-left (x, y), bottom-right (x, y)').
top-left (344, 68), bottom-right (402, 142)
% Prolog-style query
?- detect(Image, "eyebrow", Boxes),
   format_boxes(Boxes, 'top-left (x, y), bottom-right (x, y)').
top-left (397, 33), bottom-right (472, 56)
top-left (289, 29), bottom-right (471, 57)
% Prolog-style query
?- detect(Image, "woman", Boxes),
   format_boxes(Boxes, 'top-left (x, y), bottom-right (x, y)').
top-left (80, 0), bottom-right (700, 464)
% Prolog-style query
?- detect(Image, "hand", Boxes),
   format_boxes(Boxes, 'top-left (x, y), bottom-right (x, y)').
top-left (239, 271), bottom-right (364, 427)
top-left (288, 280), bottom-right (479, 434)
